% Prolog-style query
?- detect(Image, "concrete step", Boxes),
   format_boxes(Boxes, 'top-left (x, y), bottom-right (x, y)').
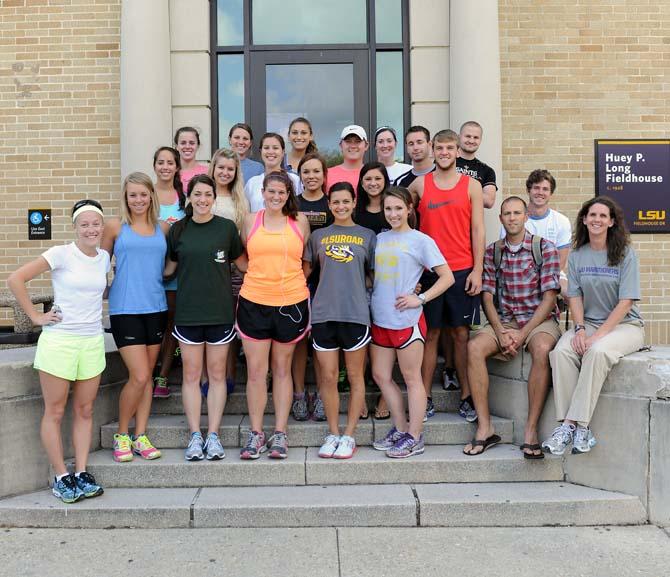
top-left (83, 445), bottom-right (563, 489)
top-left (150, 384), bottom-right (461, 415)
top-left (100, 413), bottom-right (514, 449)
top-left (0, 483), bottom-right (646, 529)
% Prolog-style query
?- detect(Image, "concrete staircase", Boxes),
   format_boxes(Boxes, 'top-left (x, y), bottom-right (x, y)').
top-left (0, 361), bottom-right (648, 529)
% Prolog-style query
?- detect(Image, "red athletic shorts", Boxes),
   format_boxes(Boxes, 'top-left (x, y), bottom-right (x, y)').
top-left (371, 313), bottom-right (427, 349)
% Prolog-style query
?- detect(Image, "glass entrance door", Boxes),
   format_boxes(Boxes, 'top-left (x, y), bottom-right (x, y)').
top-left (250, 50), bottom-right (369, 163)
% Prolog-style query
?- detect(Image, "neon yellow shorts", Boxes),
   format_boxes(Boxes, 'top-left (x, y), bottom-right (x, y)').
top-left (33, 331), bottom-right (106, 382)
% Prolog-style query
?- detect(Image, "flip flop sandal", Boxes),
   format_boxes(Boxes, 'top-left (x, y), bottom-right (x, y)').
top-left (374, 407), bottom-right (391, 420)
top-left (359, 406), bottom-right (370, 420)
top-left (520, 443), bottom-right (545, 460)
top-left (463, 434), bottom-right (501, 456)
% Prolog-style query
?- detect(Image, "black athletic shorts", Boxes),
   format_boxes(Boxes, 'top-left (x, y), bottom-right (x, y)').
top-left (110, 311), bottom-right (167, 349)
top-left (311, 321), bottom-right (371, 352)
top-left (420, 268), bottom-right (481, 329)
top-left (236, 296), bottom-right (310, 344)
top-left (173, 324), bottom-right (236, 346)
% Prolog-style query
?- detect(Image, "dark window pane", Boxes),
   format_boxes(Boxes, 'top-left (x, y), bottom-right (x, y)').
top-left (218, 54), bottom-right (245, 142)
top-left (266, 63), bottom-right (354, 161)
top-left (253, 0), bottom-right (366, 45)
top-left (375, 0), bottom-right (402, 44)
top-left (376, 51), bottom-right (404, 159)
top-left (217, 0), bottom-right (243, 46)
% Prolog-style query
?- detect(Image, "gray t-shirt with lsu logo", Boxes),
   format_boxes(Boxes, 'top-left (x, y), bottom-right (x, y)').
top-left (567, 244), bottom-right (643, 326)
top-left (304, 224), bottom-right (376, 325)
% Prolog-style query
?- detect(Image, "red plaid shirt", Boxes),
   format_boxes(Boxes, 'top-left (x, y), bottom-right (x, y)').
top-left (482, 231), bottom-right (561, 326)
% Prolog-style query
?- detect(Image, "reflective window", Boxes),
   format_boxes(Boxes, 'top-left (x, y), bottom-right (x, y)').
top-left (218, 54), bottom-right (245, 143)
top-left (217, 0), bottom-right (244, 46)
top-left (376, 51), bottom-right (404, 159)
top-left (375, 0), bottom-right (402, 44)
top-left (252, 0), bottom-right (366, 45)
top-left (266, 63), bottom-right (354, 161)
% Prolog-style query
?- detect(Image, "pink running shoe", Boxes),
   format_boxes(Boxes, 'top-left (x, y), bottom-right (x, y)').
top-left (153, 376), bottom-right (171, 398)
top-left (132, 434), bottom-right (162, 460)
top-left (113, 433), bottom-right (133, 462)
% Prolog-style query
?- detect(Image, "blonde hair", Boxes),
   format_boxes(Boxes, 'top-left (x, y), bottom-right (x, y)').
top-left (121, 172), bottom-right (159, 227)
top-left (209, 148), bottom-right (249, 230)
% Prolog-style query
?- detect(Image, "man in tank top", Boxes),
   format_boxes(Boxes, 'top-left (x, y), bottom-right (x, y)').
top-left (409, 129), bottom-right (485, 424)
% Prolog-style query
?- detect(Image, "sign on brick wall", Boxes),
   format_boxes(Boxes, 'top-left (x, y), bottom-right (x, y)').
top-left (28, 209), bottom-right (51, 240)
top-left (595, 139), bottom-right (670, 233)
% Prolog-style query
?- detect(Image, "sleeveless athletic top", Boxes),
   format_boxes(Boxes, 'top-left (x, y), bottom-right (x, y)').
top-left (108, 223), bottom-right (168, 315)
top-left (159, 200), bottom-right (185, 292)
top-left (418, 173), bottom-right (473, 271)
top-left (240, 210), bottom-right (309, 306)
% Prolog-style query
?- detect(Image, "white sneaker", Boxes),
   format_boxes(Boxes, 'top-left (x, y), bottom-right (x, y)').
top-left (318, 434), bottom-right (340, 458)
top-left (541, 423), bottom-right (575, 456)
top-left (572, 426), bottom-right (597, 454)
top-left (333, 435), bottom-right (356, 459)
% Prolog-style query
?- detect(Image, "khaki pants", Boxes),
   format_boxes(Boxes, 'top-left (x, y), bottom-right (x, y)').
top-left (549, 322), bottom-right (645, 427)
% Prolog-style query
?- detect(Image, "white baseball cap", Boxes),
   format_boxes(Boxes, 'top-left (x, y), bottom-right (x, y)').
top-left (340, 124), bottom-right (367, 141)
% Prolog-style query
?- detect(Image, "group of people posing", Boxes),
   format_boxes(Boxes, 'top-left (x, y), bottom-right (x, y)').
top-left (8, 118), bottom-right (644, 504)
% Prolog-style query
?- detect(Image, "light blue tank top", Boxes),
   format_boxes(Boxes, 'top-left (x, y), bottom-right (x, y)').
top-left (159, 201), bottom-right (185, 291)
top-left (108, 223), bottom-right (168, 315)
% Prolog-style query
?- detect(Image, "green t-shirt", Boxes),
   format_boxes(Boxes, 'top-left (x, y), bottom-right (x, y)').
top-left (168, 216), bottom-right (243, 325)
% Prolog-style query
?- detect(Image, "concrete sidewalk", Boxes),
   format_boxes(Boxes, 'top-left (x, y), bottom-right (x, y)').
top-left (2, 526), bottom-right (668, 577)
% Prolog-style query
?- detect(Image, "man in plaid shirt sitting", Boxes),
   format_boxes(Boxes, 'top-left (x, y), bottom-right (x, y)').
top-left (463, 196), bottom-right (561, 459)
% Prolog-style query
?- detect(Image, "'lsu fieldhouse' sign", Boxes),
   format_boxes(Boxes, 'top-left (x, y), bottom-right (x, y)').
top-left (595, 139), bottom-right (669, 233)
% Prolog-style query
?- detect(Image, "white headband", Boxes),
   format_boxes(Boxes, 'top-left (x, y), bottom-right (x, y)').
top-left (72, 205), bottom-right (104, 222)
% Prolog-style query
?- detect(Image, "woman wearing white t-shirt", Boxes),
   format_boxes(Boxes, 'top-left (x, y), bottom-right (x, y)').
top-left (370, 188), bottom-right (453, 458)
top-left (374, 126), bottom-right (411, 183)
top-left (8, 200), bottom-right (110, 503)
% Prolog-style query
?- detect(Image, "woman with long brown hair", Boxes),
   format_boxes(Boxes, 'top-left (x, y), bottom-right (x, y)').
top-left (542, 196), bottom-right (644, 456)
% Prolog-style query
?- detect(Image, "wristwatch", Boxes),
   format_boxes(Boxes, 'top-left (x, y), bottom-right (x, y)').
top-left (417, 293), bottom-right (426, 306)
top-left (574, 324), bottom-right (586, 333)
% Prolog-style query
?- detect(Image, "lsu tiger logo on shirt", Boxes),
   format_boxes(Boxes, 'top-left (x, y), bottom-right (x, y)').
top-left (325, 244), bottom-right (354, 263)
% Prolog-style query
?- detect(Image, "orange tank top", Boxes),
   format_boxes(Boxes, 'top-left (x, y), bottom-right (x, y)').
top-left (240, 210), bottom-right (309, 306)
top-left (418, 172), bottom-right (473, 271)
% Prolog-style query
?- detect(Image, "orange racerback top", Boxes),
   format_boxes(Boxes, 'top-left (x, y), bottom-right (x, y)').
top-left (239, 210), bottom-right (309, 306)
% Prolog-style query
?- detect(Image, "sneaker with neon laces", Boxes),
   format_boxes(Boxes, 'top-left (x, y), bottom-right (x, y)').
top-left (318, 434), bottom-right (340, 458)
top-left (458, 396), bottom-right (478, 423)
top-left (113, 433), bottom-right (133, 462)
top-left (541, 423), bottom-right (575, 456)
top-left (74, 471), bottom-right (104, 498)
top-left (153, 375), bottom-right (171, 398)
top-left (386, 432), bottom-right (425, 459)
top-left (185, 431), bottom-right (205, 461)
top-left (292, 393), bottom-right (310, 421)
top-left (571, 426), bottom-right (596, 454)
top-left (312, 395), bottom-right (326, 421)
top-left (204, 432), bottom-right (225, 460)
top-left (132, 434), bottom-right (161, 460)
top-left (267, 431), bottom-right (289, 459)
top-left (240, 430), bottom-right (267, 460)
top-left (333, 435), bottom-right (356, 459)
top-left (372, 426), bottom-right (405, 451)
top-left (52, 474), bottom-right (84, 503)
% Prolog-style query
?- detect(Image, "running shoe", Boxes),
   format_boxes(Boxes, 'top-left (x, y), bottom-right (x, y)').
top-left (153, 375), bottom-right (171, 398)
top-left (312, 395), bottom-right (326, 421)
top-left (318, 434), bottom-right (340, 458)
top-left (267, 431), bottom-right (289, 459)
top-left (52, 474), bottom-right (84, 504)
top-left (442, 368), bottom-right (459, 391)
top-left (458, 397), bottom-right (478, 423)
top-left (572, 426), bottom-right (597, 455)
top-left (337, 368), bottom-right (350, 392)
top-left (541, 423), bottom-right (576, 456)
top-left (132, 434), bottom-right (161, 460)
top-left (113, 433), bottom-right (133, 462)
top-left (424, 397), bottom-right (436, 422)
top-left (204, 432), bottom-right (225, 460)
top-left (74, 471), bottom-right (104, 498)
top-left (333, 435), bottom-right (356, 459)
top-left (292, 393), bottom-right (310, 421)
top-left (185, 431), bottom-right (205, 461)
top-left (386, 433), bottom-right (425, 459)
top-left (240, 430), bottom-right (267, 460)
top-left (372, 426), bottom-right (405, 451)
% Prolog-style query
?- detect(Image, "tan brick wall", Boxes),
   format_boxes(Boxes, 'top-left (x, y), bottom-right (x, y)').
top-left (499, 0), bottom-right (670, 344)
top-left (0, 0), bottom-right (121, 324)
